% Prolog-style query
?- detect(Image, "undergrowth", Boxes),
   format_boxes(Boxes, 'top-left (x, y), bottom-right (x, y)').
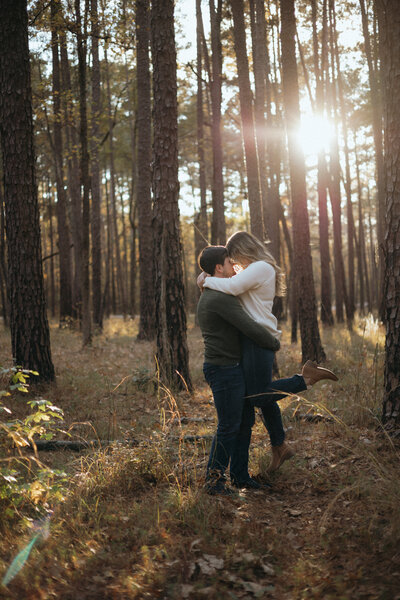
top-left (0, 315), bottom-right (399, 599)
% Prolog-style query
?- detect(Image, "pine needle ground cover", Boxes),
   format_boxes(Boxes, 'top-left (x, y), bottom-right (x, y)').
top-left (0, 316), bottom-right (399, 599)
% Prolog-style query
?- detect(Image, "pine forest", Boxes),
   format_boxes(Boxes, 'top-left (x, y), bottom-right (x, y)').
top-left (0, 0), bottom-right (399, 597)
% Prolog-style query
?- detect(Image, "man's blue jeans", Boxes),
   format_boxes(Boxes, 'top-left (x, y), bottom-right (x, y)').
top-left (241, 336), bottom-right (307, 446)
top-left (203, 362), bottom-right (254, 485)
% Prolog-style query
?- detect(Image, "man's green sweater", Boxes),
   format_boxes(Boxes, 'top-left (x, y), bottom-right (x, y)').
top-left (197, 289), bottom-right (280, 365)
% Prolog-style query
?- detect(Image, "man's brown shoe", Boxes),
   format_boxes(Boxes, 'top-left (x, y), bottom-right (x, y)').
top-left (302, 360), bottom-right (338, 385)
top-left (267, 442), bottom-right (295, 472)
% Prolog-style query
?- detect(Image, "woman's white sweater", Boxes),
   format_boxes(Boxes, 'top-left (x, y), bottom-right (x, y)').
top-left (202, 260), bottom-right (281, 340)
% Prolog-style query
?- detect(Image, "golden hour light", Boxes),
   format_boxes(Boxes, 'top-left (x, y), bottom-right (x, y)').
top-left (295, 114), bottom-right (335, 155)
top-left (0, 0), bottom-right (399, 597)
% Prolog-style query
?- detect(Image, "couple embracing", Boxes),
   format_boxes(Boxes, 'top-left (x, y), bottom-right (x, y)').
top-left (196, 231), bottom-right (338, 496)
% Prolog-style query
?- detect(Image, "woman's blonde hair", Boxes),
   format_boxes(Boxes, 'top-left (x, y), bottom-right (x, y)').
top-left (226, 231), bottom-right (286, 297)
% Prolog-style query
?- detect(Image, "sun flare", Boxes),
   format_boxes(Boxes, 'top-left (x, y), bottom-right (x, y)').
top-left (296, 114), bottom-right (335, 156)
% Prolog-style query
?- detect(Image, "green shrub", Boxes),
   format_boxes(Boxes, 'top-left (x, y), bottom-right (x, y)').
top-left (0, 367), bottom-right (66, 526)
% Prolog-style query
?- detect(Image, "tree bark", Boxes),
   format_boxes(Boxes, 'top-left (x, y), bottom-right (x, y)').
top-left (60, 31), bottom-right (82, 321)
top-left (327, 0), bottom-right (350, 325)
top-left (75, 0), bottom-right (92, 346)
top-left (90, 0), bottom-right (103, 331)
top-left (376, 0), bottom-right (400, 426)
top-left (0, 0), bottom-right (55, 380)
top-left (311, 0), bottom-right (334, 326)
top-left (0, 187), bottom-right (9, 326)
top-left (151, 0), bottom-right (192, 390)
top-left (104, 44), bottom-right (127, 315)
top-left (249, 0), bottom-right (270, 241)
top-left (230, 0), bottom-right (264, 239)
top-left (360, 0), bottom-right (385, 318)
top-left (209, 0), bottom-right (226, 244)
top-left (196, 0), bottom-right (208, 251)
top-left (50, 0), bottom-right (73, 325)
top-left (280, 0), bottom-right (325, 362)
top-left (136, 0), bottom-right (156, 339)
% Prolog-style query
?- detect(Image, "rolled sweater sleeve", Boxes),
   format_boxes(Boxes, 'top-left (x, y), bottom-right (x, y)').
top-left (203, 261), bottom-right (274, 295)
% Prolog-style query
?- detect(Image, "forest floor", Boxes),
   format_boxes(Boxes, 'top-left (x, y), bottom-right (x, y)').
top-left (0, 315), bottom-right (399, 599)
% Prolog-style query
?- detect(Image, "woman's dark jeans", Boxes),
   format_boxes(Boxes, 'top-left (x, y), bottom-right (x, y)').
top-left (241, 336), bottom-right (307, 446)
top-left (203, 362), bottom-right (254, 485)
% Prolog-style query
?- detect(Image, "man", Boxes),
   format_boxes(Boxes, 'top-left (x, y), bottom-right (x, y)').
top-left (197, 245), bottom-right (280, 495)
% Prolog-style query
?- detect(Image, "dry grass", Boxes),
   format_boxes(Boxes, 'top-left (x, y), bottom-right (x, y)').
top-left (1, 315), bottom-right (399, 599)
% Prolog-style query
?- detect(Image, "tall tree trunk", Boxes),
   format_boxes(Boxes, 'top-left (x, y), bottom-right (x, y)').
top-left (367, 191), bottom-right (378, 309)
top-left (249, 0), bottom-right (269, 240)
top-left (311, 0), bottom-right (334, 325)
top-left (75, 0), bottom-right (92, 346)
top-left (129, 198), bottom-right (137, 316)
top-left (0, 190), bottom-right (8, 326)
top-left (332, 4), bottom-right (355, 323)
top-left (280, 0), bottom-right (325, 362)
top-left (354, 132), bottom-right (366, 314)
top-left (104, 176), bottom-right (113, 317)
top-left (90, 0), bottom-right (103, 330)
top-left (230, 0), bottom-right (264, 239)
top-left (50, 0), bottom-right (73, 325)
top-left (0, 0), bottom-right (55, 380)
top-left (122, 0), bottom-right (138, 318)
top-left (327, 0), bottom-right (349, 324)
top-left (104, 44), bottom-right (126, 315)
top-left (360, 0), bottom-right (385, 318)
top-left (376, 0), bottom-right (400, 427)
top-left (136, 0), bottom-right (155, 339)
top-left (151, 0), bottom-right (192, 390)
top-left (47, 180), bottom-right (56, 318)
top-left (196, 0), bottom-right (208, 250)
top-left (60, 31), bottom-right (82, 321)
top-left (209, 0), bottom-right (226, 244)
top-left (194, 0), bottom-right (209, 314)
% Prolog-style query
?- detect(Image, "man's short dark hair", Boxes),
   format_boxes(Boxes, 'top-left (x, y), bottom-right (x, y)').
top-left (198, 245), bottom-right (227, 275)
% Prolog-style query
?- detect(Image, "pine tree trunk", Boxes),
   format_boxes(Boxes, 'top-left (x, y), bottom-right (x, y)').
top-left (280, 0), bottom-right (325, 362)
top-left (50, 0), bottom-right (73, 325)
top-left (75, 0), bottom-right (92, 346)
top-left (60, 32), bottom-right (82, 321)
top-left (327, 0), bottom-right (349, 324)
top-left (90, 0), bottom-right (103, 331)
top-left (122, 1), bottom-right (138, 318)
top-left (47, 181), bottom-right (56, 318)
top-left (136, 0), bottom-right (155, 340)
top-left (209, 0), bottom-right (226, 244)
top-left (151, 0), bottom-right (192, 390)
top-left (249, 0), bottom-right (269, 240)
top-left (196, 0), bottom-right (208, 248)
top-left (354, 133), bottom-right (366, 314)
top-left (312, 0), bottom-right (334, 326)
top-left (377, 0), bottom-right (400, 427)
top-left (360, 0), bottom-right (385, 319)
top-left (230, 0), bottom-right (264, 239)
top-left (104, 45), bottom-right (126, 315)
top-left (0, 0), bottom-right (55, 380)
top-left (0, 190), bottom-right (8, 326)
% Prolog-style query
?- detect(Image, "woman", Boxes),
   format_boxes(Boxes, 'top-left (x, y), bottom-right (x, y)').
top-left (199, 231), bottom-right (338, 472)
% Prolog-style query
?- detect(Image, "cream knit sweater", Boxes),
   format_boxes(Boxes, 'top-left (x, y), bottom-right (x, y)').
top-left (202, 260), bottom-right (281, 340)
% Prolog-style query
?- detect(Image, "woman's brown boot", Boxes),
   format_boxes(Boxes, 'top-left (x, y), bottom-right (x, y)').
top-left (302, 360), bottom-right (338, 385)
top-left (268, 442), bottom-right (295, 472)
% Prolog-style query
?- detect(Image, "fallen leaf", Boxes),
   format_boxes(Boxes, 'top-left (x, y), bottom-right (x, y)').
top-left (241, 581), bottom-right (270, 597)
top-left (241, 552), bottom-right (257, 562)
top-left (261, 561), bottom-right (275, 576)
top-left (190, 538), bottom-right (202, 553)
top-left (180, 584), bottom-right (194, 598)
top-left (197, 554), bottom-right (224, 575)
top-left (287, 509), bottom-right (302, 517)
